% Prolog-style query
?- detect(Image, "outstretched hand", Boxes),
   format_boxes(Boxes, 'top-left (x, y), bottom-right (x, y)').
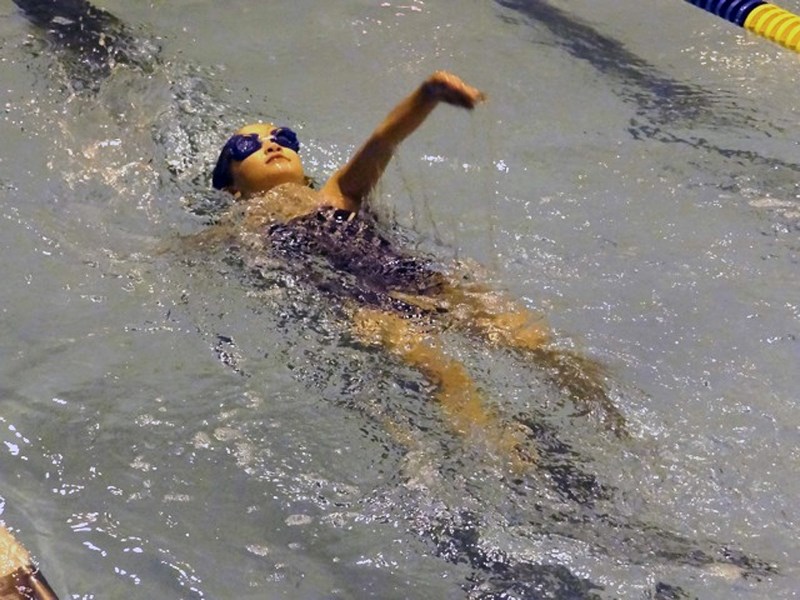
top-left (324, 70), bottom-right (487, 212)
top-left (424, 71), bottom-right (486, 109)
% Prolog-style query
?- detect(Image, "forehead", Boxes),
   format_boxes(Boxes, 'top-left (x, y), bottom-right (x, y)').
top-left (236, 123), bottom-right (277, 138)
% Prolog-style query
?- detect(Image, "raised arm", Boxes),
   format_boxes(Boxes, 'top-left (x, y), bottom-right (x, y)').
top-left (321, 71), bottom-right (485, 212)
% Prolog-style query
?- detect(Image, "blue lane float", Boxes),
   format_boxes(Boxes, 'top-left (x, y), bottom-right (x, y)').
top-left (686, 0), bottom-right (800, 51)
top-left (686, 0), bottom-right (766, 27)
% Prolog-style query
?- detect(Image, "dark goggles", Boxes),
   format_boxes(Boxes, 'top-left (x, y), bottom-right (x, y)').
top-left (212, 126), bottom-right (300, 189)
top-left (227, 127), bottom-right (300, 162)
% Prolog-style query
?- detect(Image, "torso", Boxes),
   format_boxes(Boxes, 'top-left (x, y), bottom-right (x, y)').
top-left (222, 184), bottom-right (445, 315)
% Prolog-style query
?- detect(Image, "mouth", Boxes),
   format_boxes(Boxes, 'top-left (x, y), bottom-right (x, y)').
top-left (266, 154), bottom-right (287, 164)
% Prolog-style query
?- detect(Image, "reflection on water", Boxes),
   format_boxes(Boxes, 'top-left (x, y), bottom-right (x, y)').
top-left (497, 0), bottom-right (800, 205)
top-left (497, 0), bottom-right (723, 125)
top-left (2, 0), bottom-right (798, 598)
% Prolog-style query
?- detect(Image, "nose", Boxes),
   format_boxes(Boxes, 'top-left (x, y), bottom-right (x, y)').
top-left (264, 141), bottom-right (282, 153)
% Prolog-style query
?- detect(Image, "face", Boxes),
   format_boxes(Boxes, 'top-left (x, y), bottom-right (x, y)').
top-left (228, 123), bottom-right (306, 196)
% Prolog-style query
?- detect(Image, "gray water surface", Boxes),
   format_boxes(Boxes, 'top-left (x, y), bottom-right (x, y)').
top-left (1, 0), bottom-right (799, 598)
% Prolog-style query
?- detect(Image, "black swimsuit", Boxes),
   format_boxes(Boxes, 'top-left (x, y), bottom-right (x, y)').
top-left (265, 207), bottom-right (444, 315)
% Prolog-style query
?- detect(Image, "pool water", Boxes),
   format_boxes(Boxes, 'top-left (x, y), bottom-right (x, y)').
top-left (1, 0), bottom-right (798, 598)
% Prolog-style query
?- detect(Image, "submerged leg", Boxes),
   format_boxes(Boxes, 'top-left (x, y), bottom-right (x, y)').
top-left (437, 279), bottom-right (628, 437)
top-left (0, 523), bottom-right (59, 600)
top-left (351, 307), bottom-right (537, 470)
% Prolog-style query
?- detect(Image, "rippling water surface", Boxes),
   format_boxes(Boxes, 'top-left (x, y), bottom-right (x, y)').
top-left (1, 0), bottom-right (798, 598)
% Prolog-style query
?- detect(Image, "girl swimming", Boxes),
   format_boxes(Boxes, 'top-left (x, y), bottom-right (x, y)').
top-left (209, 71), bottom-right (627, 466)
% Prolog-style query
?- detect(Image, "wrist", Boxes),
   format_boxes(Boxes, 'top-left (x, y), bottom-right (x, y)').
top-left (420, 79), bottom-right (443, 102)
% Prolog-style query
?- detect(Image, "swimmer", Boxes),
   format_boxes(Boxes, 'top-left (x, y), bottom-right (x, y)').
top-left (209, 71), bottom-right (628, 468)
top-left (0, 523), bottom-right (58, 600)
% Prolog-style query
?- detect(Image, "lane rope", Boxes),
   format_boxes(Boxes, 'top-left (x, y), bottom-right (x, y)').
top-left (686, 0), bottom-right (800, 52)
